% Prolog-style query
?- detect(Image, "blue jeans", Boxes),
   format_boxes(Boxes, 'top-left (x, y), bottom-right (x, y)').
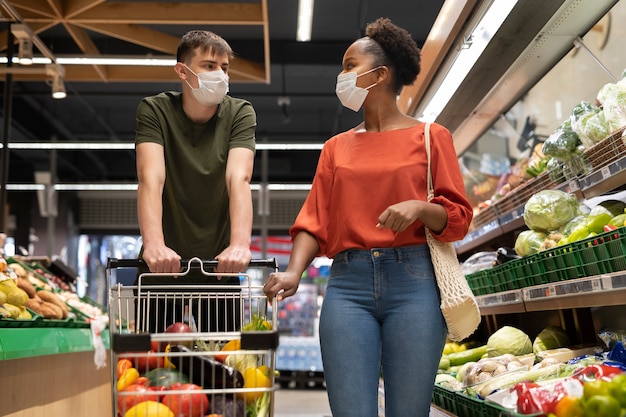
top-left (319, 245), bottom-right (447, 417)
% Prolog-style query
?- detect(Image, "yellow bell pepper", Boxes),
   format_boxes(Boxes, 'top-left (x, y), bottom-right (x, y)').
top-left (117, 366), bottom-right (140, 391)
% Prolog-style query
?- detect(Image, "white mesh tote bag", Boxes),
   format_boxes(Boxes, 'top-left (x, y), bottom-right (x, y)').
top-left (424, 122), bottom-right (481, 341)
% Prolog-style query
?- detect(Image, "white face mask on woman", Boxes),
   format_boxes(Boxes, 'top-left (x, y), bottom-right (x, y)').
top-left (184, 65), bottom-right (229, 106)
top-left (335, 66), bottom-right (380, 112)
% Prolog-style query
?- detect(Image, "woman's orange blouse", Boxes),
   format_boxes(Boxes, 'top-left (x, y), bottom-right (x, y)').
top-left (290, 122), bottom-right (473, 258)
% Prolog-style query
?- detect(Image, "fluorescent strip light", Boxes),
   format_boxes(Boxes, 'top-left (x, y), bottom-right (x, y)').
top-left (297, 0), bottom-right (314, 42)
top-left (6, 183), bottom-right (312, 192)
top-left (419, 0), bottom-right (519, 122)
top-left (2, 142), bottom-right (324, 150)
top-left (0, 56), bottom-right (176, 66)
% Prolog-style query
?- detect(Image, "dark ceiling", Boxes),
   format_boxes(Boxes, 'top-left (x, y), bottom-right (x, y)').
top-left (0, 0), bottom-right (445, 186)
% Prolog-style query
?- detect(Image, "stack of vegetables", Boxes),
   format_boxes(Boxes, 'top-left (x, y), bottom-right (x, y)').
top-left (435, 325), bottom-right (626, 417)
top-left (542, 71), bottom-right (626, 182)
top-left (514, 189), bottom-right (626, 257)
top-left (115, 317), bottom-right (276, 417)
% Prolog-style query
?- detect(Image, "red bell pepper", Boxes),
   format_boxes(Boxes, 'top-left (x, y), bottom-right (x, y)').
top-left (572, 364), bottom-right (623, 382)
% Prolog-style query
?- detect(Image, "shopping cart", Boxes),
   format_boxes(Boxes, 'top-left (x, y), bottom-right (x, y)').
top-left (107, 257), bottom-right (280, 417)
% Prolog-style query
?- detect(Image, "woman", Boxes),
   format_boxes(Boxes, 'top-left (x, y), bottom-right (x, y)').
top-left (263, 18), bottom-right (473, 417)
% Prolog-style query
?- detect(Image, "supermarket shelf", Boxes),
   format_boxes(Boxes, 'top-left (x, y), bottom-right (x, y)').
top-left (0, 326), bottom-right (110, 360)
top-left (523, 273), bottom-right (626, 312)
top-left (475, 272), bottom-right (626, 314)
top-left (578, 155), bottom-right (626, 199)
top-left (476, 290), bottom-right (525, 315)
top-left (455, 221), bottom-right (503, 254)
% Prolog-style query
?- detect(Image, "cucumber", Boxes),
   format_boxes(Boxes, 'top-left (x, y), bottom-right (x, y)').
top-left (447, 344), bottom-right (488, 366)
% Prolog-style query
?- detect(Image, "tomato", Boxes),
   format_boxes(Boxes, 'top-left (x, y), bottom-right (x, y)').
top-left (118, 383), bottom-right (161, 416)
top-left (132, 341), bottom-right (164, 374)
top-left (161, 383), bottom-right (209, 417)
top-left (237, 367), bottom-right (271, 403)
top-left (118, 359), bottom-right (133, 378)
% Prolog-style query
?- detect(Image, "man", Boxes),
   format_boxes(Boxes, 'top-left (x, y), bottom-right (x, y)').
top-left (134, 30), bottom-right (256, 333)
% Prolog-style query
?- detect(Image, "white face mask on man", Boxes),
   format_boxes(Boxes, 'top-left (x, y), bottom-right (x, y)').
top-left (184, 65), bottom-right (229, 106)
top-left (335, 66), bottom-right (380, 112)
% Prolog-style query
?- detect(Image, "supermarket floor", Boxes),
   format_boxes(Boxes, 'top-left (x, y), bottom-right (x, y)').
top-left (273, 388), bottom-right (332, 417)
top-left (272, 388), bottom-right (453, 417)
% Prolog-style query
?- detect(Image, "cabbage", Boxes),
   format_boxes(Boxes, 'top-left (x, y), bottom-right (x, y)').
top-left (523, 190), bottom-right (581, 232)
top-left (533, 326), bottom-right (571, 354)
top-left (570, 102), bottom-right (607, 147)
top-left (487, 326), bottom-right (533, 357)
top-left (597, 82), bottom-right (626, 132)
top-left (580, 110), bottom-right (610, 147)
top-left (542, 120), bottom-right (580, 161)
top-left (514, 230), bottom-right (547, 257)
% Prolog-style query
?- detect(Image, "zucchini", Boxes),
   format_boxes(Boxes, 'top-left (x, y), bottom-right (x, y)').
top-left (447, 344), bottom-right (488, 366)
top-left (438, 355), bottom-right (450, 370)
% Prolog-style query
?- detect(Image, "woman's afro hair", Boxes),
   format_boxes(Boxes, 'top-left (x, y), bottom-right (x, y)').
top-left (365, 17), bottom-right (421, 92)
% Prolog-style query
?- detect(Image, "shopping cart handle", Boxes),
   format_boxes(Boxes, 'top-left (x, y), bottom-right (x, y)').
top-left (107, 257), bottom-right (278, 270)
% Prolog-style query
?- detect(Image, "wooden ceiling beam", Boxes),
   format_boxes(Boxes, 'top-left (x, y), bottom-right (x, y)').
top-left (70, 2), bottom-right (264, 25)
top-left (63, 22), bottom-right (108, 80)
top-left (64, 0), bottom-right (106, 19)
top-left (6, 63), bottom-right (265, 82)
top-left (9, 0), bottom-right (56, 18)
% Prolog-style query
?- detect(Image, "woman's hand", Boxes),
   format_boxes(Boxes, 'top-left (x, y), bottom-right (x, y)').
top-left (263, 270), bottom-right (303, 303)
top-left (376, 200), bottom-right (422, 232)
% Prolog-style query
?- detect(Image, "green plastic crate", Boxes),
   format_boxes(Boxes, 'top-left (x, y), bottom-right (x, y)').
top-left (573, 228), bottom-right (626, 276)
top-left (455, 391), bottom-right (486, 417)
top-left (466, 269), bottom-right (491, 296)
top-left (432, 385), bottom-right (459, 415)
top-left (538, 243), bottom-right (582, 283)
top-left (508, 253), bottom-right (546, 288)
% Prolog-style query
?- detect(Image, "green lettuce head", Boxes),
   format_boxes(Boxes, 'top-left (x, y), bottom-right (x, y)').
top-left (487, 326), bottom-right (533, 357)
top-left (523, 190), bottom-right (581, 232)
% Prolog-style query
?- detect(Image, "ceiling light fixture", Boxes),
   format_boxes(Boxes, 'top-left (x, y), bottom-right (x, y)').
top-left (17, 38), bottom-right (33, 65)
top-left (46, 64), bottom-right (67, 99)
top-left (0, 56), bottom-right (176, 66)
top-left (297, 0), bottom-right (314, 42)
top-left (1, 142), bottom-right (325, 151)
top-left (4, 183), bottom-right (313, 192)
top-left (418, 0), bottom-right (519, 122)
top-left (10, 24), bottom-right (34, 65)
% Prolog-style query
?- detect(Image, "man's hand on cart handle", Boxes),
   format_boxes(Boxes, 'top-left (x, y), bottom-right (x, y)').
top-left (214, 243), bottom-right (252, 276)
top-left (141, 243), bottom-right (182, 273)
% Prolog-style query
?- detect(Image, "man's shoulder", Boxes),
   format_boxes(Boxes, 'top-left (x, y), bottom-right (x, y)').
top-left (141, 91), bottom-right (181, 106)
top-left (220, 95), bottom-right (255, 115)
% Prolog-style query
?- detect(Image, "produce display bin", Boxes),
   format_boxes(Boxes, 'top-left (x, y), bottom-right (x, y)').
top-left (431, 385), bottom-right (459, 415)
top-left (537, 243), bottom-right (582, 283)
top-left (454, 391), bottom-right (486, 417)
top-left (507, 253), bottom-right (547, 288)
top-left (465, 227), bottom-right (626, 296)
top-left (572, 227), bottom-right (626, 276)
top-left (466, 269), bottom-right (491, 296)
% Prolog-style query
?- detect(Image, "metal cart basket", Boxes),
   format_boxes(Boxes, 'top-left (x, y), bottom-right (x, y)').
top-left (107, 257), bottom-right (279, 417)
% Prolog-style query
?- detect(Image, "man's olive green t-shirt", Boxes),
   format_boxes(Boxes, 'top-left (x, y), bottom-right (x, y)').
top-left (135, 92), bottom-right (256, 261)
